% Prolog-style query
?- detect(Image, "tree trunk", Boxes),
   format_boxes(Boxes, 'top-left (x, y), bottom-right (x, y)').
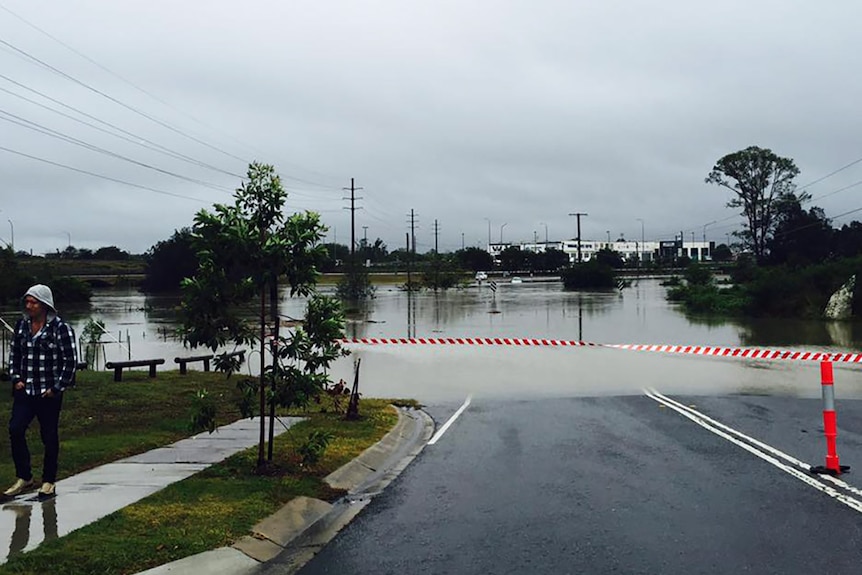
top-left (268, 277), bottom-right (278, 461)
top-left (258, 283), bottom-right (266, 468)
top-left (346, 358), bottom-right (361, 420)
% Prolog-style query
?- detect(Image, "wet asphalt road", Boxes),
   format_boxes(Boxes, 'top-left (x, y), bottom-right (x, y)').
top-left (267, 394), bottom-right (862, 574)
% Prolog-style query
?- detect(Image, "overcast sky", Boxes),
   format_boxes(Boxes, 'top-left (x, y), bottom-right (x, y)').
top-left (2, 0), bottom-right (862, 256)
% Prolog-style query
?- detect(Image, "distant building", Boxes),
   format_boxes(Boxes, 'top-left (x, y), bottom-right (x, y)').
top-left (487, 238), bottom-right (713, 265)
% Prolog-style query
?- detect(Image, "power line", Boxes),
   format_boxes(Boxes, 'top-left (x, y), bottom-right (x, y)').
top-left (0, 37), bottom-right (250, 165)
top-left (0, 73), bottom-right (243, 178)
top-left (0, 1), bottom-right (348, 189)
top-left (807, 178), bottom-right (862, 204)
top-left (798, 157), bottom-right (862, 192)
top-left (0, 144), bottom-right (210, 202)
top-left (0, 108), bottom-right (234, 193)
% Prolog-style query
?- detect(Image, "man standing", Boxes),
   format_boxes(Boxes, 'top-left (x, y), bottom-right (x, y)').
top-left (5, 284), bottom-right (77, 500)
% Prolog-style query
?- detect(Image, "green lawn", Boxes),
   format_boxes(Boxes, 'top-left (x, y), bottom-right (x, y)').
top-left (0, 370), bottom-right (411, 575)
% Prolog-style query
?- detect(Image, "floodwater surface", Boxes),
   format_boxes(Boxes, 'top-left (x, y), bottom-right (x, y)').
top-left (5, 279), bottom-right (861, 403)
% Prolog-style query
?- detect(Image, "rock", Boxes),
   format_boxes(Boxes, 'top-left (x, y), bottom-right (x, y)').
top-left (824, 275), bottom-right (856, 319)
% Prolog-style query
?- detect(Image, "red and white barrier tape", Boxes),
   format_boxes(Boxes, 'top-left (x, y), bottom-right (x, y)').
top-left (340, 337), bottom-right (862, 363)
top-left (341, 337), bottom-right (596, 347)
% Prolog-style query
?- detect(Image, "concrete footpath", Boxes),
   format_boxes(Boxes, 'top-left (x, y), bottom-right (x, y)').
top-left (136, 407), bottom-right (433, 575)
top-left (0, 406), bottom-right (432, 573)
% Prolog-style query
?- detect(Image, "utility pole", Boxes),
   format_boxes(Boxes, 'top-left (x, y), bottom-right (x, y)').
top-left (568, 212), bottom-right (588, 263)
top-left (637, 218), bottom-right (644, 268)
top-left (342, 178), bottom-right (363, 256)
top-left (408, 209), bottom-right (417, 256)
top-left (432, 219), bottom-right (441, 254)
top-left (461, 232), bottom-right (465, 250)
top-left (406, 232), bottom-right (412, 289)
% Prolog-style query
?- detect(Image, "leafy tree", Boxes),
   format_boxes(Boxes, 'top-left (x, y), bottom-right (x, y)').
top-left (141, 228), bottom-right (199, 292)
top-left (181, 162), bottom-right (346, 469)
top-left (455, 247), bottom-right (494, 272)
top-left (337, 255), bottom-right (375, 300)
top-left (712, 243), bottom-right (733, 262)
top-left (833, 222), bottom-right (862, 259)
top-left (59, 246), bottom-right (79, 260)
top-left (422, 254), bottom-right (464, 290)
top-left (561, 260), bottom-right (617, 289)
top-left (0, 247), bottom-right (33, 304)
top-left (357, 238), bottom-right (388, 263)
top-left (94, 246), bottom-right (131, 260)
top-left (766, 194), bottom-right (832, 266)
top-left (594, 247), bottom-right (625, 269)
top-left (499, 246), bottom-right (530, 272)
top-left (730, 253), bottom-right (758, 284)
top-left (318, 243), bottom-right (350, 273)
top-left (684, 263), bottom-right (713, 286)
top-left (706, 146), bottom-right (800, 261)
top-left (0, 247), bottom-right (91, 304)
top-left (49, 276), bottom-right (92, 303)
top-left (536, 248), bottom-right (569, 271)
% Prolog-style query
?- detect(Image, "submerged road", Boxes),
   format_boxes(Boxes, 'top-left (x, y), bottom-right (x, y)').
top-left (262, 393), bottom-right (862, 574)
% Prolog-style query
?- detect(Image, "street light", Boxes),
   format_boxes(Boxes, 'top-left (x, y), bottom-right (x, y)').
top-left (636, 218), bottom-right (645, 267)
top-left (702, 220), bottom-right (717, 260)
top-left (606, 230), bottom-right (610, 245)
top-left (499, 222), bottom-right (508, 244)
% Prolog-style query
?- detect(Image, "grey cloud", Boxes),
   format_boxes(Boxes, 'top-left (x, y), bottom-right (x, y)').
top-left (3, 0), bottom-right (862, 255)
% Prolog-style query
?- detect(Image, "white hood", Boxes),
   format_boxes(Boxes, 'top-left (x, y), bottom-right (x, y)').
top-left (23, 284), bottom-right (56, 312)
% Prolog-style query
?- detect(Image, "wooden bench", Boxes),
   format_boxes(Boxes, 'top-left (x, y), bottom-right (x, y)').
top-left (174, 354), bottom-right (214, 375)
top-left (174, 350), bottom-right (246, 375)
top-left (105, 359), bottom-right (165, 382)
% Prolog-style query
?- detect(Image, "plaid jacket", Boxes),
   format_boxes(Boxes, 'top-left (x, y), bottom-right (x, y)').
top-left (8, 316), bottom-right (78, 395)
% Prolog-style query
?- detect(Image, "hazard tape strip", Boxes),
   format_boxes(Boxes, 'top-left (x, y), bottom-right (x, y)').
top-left (341, 337), bottom-right (598, 347)
top-left (340, 338), bottom-right (862, 363)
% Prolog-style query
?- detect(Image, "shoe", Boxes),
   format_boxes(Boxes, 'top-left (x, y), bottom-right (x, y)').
top-left (37, 483), bottom-right (56, 500)
top-left (3, 478), bottom-right (34, 497)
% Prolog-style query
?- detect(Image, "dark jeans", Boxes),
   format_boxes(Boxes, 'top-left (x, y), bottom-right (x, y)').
top-left (8, 390), bottom-right (63, 483)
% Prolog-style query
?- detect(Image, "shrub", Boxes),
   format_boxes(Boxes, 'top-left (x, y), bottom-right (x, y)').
top-left (298, 430), bottom-right (335, 466)
top-left (561, 261), bottom-right (617, 290)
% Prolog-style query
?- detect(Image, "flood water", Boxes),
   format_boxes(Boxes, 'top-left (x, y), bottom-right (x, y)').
top-left (4, 278), bottom-right (862, 403)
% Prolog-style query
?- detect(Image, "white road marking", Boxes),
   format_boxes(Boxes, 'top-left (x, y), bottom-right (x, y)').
top-left (428, 395), bottom-right (472, 445)
top-left (643, 388), bottom-right (862, 514)
top-left (646, 388), bottom-right (862, 499)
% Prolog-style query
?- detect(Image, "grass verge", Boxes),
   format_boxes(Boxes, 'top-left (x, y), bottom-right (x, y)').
top-left (0, 370), bottom-right (408, 575)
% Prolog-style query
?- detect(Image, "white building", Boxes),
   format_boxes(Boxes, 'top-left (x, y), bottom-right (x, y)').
top-left (488, 238), bottom-right (713, 264)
